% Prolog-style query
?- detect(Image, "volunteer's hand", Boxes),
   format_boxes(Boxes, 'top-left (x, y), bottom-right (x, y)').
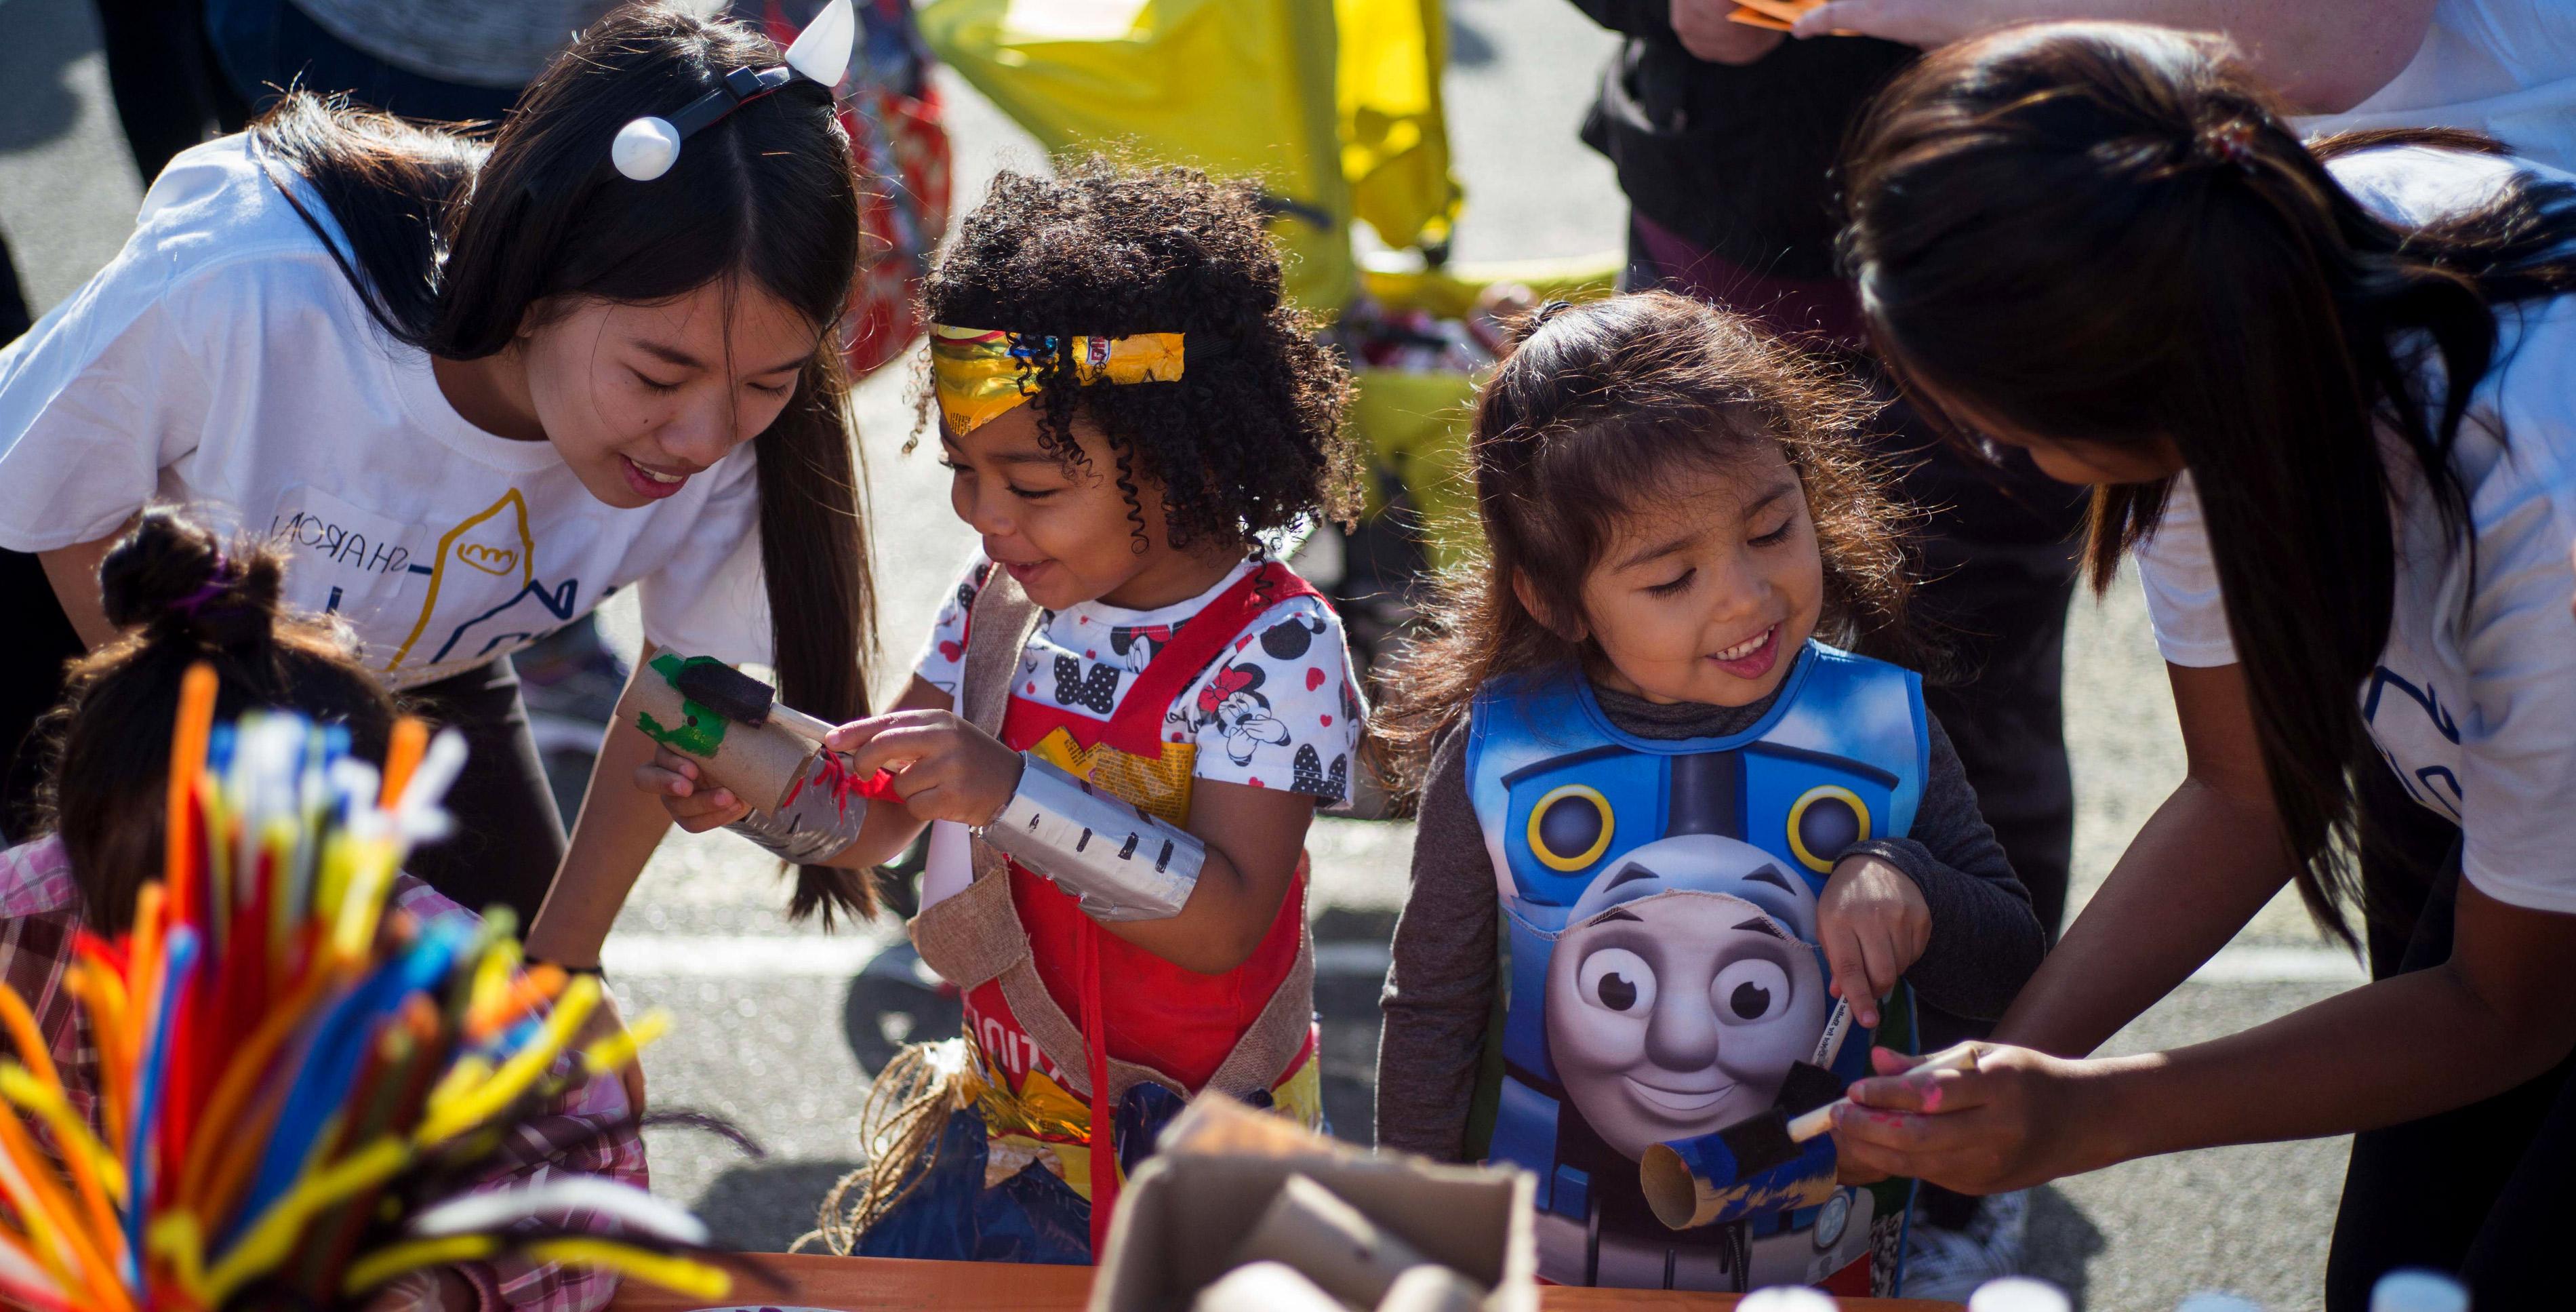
top-left (829, 711), bottom-right (1025, 827)
top-left (1792, 0), bottom-right (2015, 45)
top-left (1832, 1043), bottom-right (2102, 1193)
top-left (634, 747), bottom-right (750, 831)
top-left (1672, 0), bottom-right (1786, 62)
top-left (1815, 854), bottom-right (1930, 1028)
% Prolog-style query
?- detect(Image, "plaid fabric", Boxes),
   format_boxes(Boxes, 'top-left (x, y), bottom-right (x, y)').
top-left (0, 836), bottom-right (649, 1312)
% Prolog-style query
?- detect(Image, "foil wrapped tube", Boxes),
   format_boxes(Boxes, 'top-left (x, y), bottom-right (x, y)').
top-left (980, 755), bottom-right (1204, 921)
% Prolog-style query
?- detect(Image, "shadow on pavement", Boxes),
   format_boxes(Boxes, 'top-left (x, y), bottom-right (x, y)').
top-left (0, 0), bottom-right (95, 152)
top-left (843, 940), bottom-right (963, 1077)
top-left (698, 1158), bottom-right (867, 1254)
top-left (2024, 1184), bottom-right (2106, 1307)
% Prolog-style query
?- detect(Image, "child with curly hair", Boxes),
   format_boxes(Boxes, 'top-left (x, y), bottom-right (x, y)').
top-left (641, 158), bottom-right (1365, 1263)
top-left (1373, 292), bottom-right (2044, 1296)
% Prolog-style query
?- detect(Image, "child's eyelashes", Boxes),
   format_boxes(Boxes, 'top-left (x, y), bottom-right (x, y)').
top-left (1644, 568), bottom-right (1697, 598)
top-left (940, 458), bottom-right (1058, 502)
top-left (1750, 520), bottom-right (1795, 547)
top-left (633, 371), bottom-right (683, 394)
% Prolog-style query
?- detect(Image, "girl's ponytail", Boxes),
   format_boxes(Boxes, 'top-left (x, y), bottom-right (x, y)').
top-left (1840, 22), bottom-right (2576, 945)
top-left (38, 509), bottom-right (400, 926)
top-left (99, 510), bottom-right (289, 656)
top-left (760, 351), bottom-right (879, 926)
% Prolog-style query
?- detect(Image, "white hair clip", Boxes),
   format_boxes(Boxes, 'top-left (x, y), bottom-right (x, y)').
top-left (611, 0), bottom-right (856, 182)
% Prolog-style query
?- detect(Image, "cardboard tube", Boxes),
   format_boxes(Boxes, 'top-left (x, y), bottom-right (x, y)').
top-left (1230, 1174), bottom-right (1433, 1308)
top-left (1374, 1264), bottom-right (1488, 1312)
top-left (618, 664), bottom-right (820, 813)
top-left (1641, 1131), bottom-right (1838, 1231)
top-left (1192, 1260), bottom-right (1350, 1312)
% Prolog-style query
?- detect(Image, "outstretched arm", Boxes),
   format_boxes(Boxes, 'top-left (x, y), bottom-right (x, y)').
top-left (1994, 662), bottom-right (2290, 1058)
top-left (1790, 0), bottom-right (2434, 113)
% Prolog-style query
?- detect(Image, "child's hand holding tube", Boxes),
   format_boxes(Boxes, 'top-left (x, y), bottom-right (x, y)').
top-left (1815, 854), bottom-right (1931, 1028)
top-left (828, 711), bottom-right (1027, 827)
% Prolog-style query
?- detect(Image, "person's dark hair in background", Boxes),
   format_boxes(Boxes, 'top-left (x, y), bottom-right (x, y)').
top-left (33, 508), bottom-right (400, 926)
top-left (1564, 0), bottom-right (2087, 1269)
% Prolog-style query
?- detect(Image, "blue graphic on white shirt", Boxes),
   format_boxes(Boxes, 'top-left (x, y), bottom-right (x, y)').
top-left (2363, 664), bottom-right (2465, 821)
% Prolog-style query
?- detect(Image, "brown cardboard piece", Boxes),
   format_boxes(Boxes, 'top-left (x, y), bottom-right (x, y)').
top-left (1089, 1098), bottom-right (1537, 1312)
top-left (616, 662), bottom-right (822, 813)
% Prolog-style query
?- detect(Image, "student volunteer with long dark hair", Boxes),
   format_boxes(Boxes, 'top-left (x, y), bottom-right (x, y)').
top-left (1822, 22), bottom-right (2576, 1308)
top-left (0, 3), bottom-right (879, 949)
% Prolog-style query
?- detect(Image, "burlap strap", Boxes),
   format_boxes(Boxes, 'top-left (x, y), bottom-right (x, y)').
top-left (908, 566), bottom-right (1319, 1106)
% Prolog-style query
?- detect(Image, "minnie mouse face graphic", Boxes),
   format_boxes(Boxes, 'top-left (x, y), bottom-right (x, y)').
top-left (1108, 620), bottom-right (1181, 674)
top-left (1186, 663), bottom-right (1292, 766)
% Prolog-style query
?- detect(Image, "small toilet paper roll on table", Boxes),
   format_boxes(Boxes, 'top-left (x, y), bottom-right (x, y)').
top-left (1229, 1174), bottom-right (1437, 1308)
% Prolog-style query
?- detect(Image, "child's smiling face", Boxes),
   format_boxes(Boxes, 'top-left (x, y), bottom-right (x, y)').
top-left (1570, 444), bottom-right (1824, 708)
top-left (940, 405), bottom-right (1233, 612)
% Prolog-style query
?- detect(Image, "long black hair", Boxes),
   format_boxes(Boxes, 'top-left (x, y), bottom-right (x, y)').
top-left (253, 2), bottom-right (879, 922)
top-left (1839, 22), bottom-right (2576, 943)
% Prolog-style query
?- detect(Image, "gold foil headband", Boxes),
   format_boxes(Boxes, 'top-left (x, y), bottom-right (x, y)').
top-left (929, 323), bottom-right (1187, 435)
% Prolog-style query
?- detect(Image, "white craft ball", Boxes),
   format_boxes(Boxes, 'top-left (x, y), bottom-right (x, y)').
top-left (1969, 1277), bottom-right (2074, 1312)
top-left (611, 117), bottom-right (682, 181)
top-left (1740, 1286), bottom-right (1840, 1311)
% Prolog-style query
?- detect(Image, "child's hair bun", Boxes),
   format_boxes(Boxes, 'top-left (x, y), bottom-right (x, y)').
top-left (98, 508), bottom-right (285, 652)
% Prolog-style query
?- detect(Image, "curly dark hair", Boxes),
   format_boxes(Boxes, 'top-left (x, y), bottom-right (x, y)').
top-left (919, 157), bottom-right (1362, 551)
top-left (1375, 292), bottom-right (1918, 797)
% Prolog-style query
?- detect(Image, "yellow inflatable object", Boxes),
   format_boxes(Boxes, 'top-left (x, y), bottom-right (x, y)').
top-left (918, 0), bottom-right (1462, 314)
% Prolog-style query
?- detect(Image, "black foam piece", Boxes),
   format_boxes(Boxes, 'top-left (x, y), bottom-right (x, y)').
top-left (1715, 1110), bottom-right (1800, 1178)
top-left (674, 660), bottom-right (776, 725)
top-left (1778, 1060), bottom-right (1845, 1118)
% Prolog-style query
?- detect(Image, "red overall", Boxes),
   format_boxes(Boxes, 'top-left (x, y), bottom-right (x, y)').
top-left (956, 561), bottom-right (1322, 1252)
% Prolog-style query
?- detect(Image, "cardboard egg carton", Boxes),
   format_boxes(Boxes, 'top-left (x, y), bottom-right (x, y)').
top-left (1089, 1098), bottom-right (1537, 1312)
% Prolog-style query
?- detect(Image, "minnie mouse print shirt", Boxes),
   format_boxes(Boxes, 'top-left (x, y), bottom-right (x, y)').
top-left (910, 553), bottom-right (1363, 908)
top-left (914, 552), bottom-right (1363, 792)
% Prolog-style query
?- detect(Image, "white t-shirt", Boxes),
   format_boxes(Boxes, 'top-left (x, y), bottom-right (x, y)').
top-left (2301, 0), bottom-right (2576, 171)
top-left (910, 553), bottom-right (1365, 909)
top-left (2135, 146), bottom-right (2576, 913)
top-left (0, 135), bottom-right (769, 690)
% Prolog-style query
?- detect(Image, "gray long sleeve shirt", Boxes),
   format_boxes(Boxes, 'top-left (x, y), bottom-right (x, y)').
top-left (1374, 671), bottom-right (2047, 1160)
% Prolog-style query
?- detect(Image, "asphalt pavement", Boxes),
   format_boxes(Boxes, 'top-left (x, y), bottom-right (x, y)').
top-left (0, 1), bottom-right (2360, 1305)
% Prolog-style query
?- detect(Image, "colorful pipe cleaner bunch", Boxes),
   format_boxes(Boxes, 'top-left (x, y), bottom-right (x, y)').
top-left (0, 662), bottom-right (733, 1311)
